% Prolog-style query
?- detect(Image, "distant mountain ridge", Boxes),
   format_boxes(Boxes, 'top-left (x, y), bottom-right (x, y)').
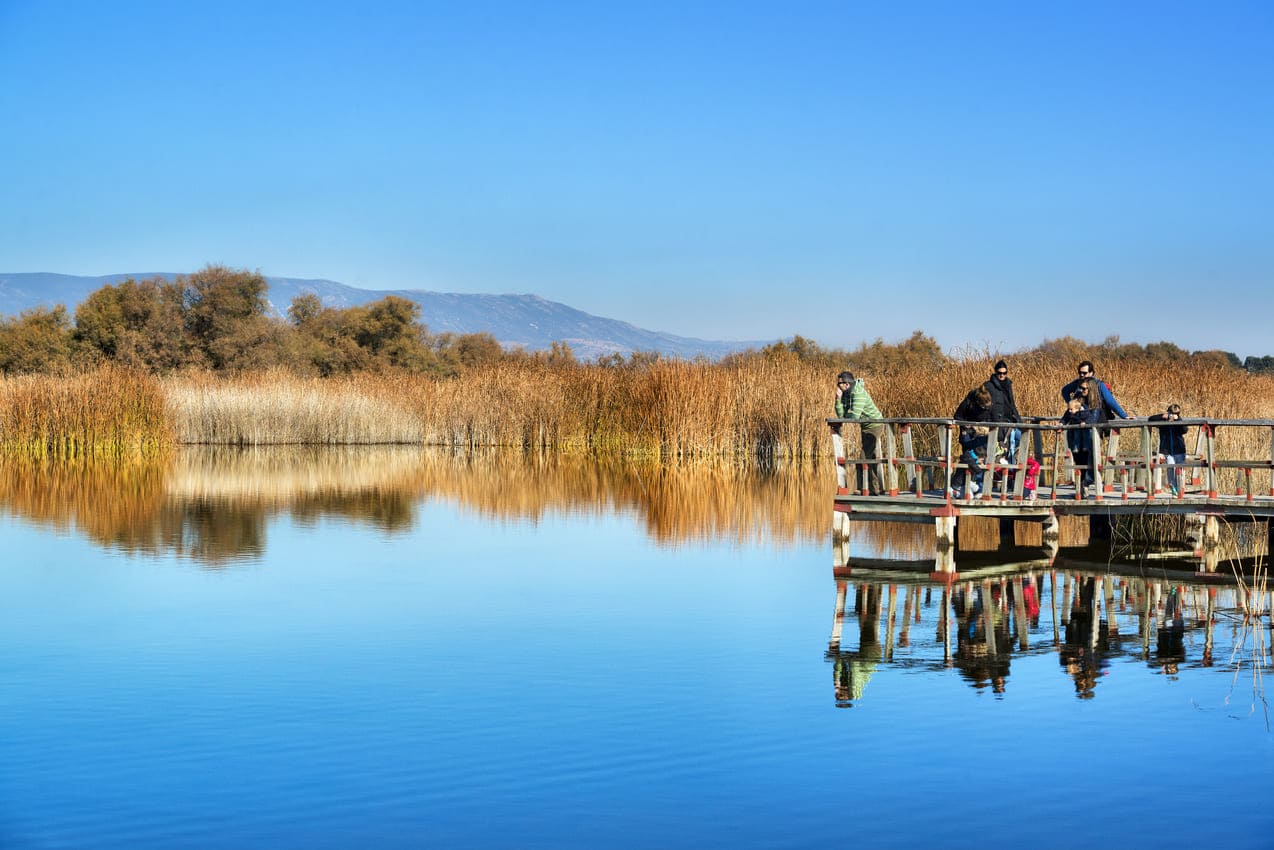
top-left (0, 272), bottom-right (766, 360)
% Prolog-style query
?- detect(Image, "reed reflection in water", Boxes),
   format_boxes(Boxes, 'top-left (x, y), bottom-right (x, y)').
top-left (0, 448), bottom-right (888, 563)
top-left (0, 447), bottom-right (1018, 562)
top-left (827, 565), bottom-right (1272, 721)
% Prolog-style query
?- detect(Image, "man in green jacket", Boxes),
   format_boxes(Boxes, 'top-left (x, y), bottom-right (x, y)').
top-left (835, 370), bottom-right (886, 495)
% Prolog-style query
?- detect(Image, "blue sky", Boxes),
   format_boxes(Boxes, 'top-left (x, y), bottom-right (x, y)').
top-left (2, 1), bottom-right (1271, 356)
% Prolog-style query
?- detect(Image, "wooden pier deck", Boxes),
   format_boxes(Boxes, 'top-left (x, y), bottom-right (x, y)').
top-left (829, 416), bottom-right (1274, 574)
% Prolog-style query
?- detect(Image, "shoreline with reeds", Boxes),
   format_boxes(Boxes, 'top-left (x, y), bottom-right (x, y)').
top-left (3, 356), bottom-right (1273, 460)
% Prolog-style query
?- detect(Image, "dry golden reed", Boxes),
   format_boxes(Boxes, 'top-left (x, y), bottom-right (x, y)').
top-left (7, 353), bottom-right (1274, 464)
top-left (163, 370), bottom-right (425, 445)
top-left (0, 366), bottom-right (169, 458)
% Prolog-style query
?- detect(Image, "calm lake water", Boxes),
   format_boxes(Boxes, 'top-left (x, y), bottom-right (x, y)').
top-left (1, 448), bottom-right (1272, 849)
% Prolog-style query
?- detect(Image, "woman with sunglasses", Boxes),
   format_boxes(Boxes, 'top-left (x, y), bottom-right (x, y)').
top-left (1059, 361), bottom-right (1131, 421)
top-left (983, 359), bottom-right (1022, 462)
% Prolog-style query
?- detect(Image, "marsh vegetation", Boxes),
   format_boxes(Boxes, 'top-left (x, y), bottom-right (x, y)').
top-left (2, 265), bottom-right (1273, 460)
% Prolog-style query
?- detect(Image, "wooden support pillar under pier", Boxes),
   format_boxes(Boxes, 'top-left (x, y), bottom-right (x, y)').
top-left (935, 515), bottom-right (958, 552)
top-left (833, 503), bottom-right (851, 542)
top-left (1042, 514), bottom-right (1060, 543)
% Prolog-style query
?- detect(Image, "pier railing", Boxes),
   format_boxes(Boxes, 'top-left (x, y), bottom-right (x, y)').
top-left (827, 416), bottom-right (1274, 504)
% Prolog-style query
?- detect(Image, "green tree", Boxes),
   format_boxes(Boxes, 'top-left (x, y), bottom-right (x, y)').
top-left (349, 296), bottom-right (435, 371)
top-left (1245, 355), bottom-right (1274, 374)
top-left (287, 293), bottom-right (324, 327)
top-left (1190, 349), bottom-right (1243, 370)
top-left (546, 340), bottom-right (577, 367)
top-left (1143, 341), bottom-right (1189, 363)
top-left (285, 294), bottom-right (367, 376)
top-left (455, 332), bottom-right (503, 368)
top-left (181, 265), bottom-right (275, 370)
top-left (73, 277), bottom-right (189, 370)
top-left (0, 305), bottom-right (74, 374)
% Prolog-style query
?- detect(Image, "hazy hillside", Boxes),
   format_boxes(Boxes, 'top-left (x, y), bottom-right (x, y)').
top-left (0, 273), bottom-right (765, 360)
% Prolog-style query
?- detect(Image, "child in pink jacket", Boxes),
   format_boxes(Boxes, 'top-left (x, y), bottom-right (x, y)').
top-left (1024, 455), bottom-right (1041, 500)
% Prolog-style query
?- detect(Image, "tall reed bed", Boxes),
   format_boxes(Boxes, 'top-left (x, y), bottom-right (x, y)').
top-left (9, 354), bottom-right (1274, 460)
top-left (0, 367), bottom-right (169, 458)
top-left (163, 370), bottom-right (425, 445)
top-left (357, 358), bottom-right (830, 459)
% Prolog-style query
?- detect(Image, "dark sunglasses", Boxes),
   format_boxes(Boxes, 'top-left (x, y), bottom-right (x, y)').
top-left (1077, 370), bottom-right (1091, 377)
top-left (995, 370), bottom-right (1008, 377)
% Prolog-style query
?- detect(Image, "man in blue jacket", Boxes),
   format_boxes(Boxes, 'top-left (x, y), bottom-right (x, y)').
top-left (1060, 361), bottom-right (1132, 420)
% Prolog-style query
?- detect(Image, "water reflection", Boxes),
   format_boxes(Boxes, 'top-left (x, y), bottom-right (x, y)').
top-left (0, 448), bottom-right (845, 563)
top-left (826, 562), bottom-right (1272, 717)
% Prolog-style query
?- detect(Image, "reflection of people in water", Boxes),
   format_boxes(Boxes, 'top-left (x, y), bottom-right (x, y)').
top-left (1059, 577), bottom-right (1111, 698)
top-left (952, 582), bottom-right (1013, 694)
top-left (828, 584), bottom-right (884, 707)
top-left (1155, 587), bottom-right (1186, 676)
top-left (1022, 576), bottom-right (1041, 629)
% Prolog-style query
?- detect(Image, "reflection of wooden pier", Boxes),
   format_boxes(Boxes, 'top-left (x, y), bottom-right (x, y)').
top-left (825, 560), bottom-right (1269, 705)
top-left (829, 417), bottom-right (1274, 576)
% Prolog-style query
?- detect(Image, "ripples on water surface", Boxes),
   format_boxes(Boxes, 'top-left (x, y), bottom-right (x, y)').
top-left (1, 448), bottom-right (1272, 849)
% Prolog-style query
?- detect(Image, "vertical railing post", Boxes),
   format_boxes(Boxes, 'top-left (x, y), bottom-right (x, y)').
top-left (884, 422), bottom-right (899, 496)
top-left (1050, 424), bottom-right (1063, 504)
top-left (1269, 426), bottom-right (1274, 498)
top-left (830, 425), bottom-right (848, 495)
top-left (1011, 425), bottom-right (1027, 500)
top-left (1203, 422), bottom-right (1218, 499)
top-left (942, 424), bottom-right (955, 501)
top-left (1089, 424), bottom-right (1103, 500)
top-left (900, 422), bottom-right (920, 496)
top-left (983, 425), bottom-right (1000, 501)
top-left (1143, 423), bottom-right (1157, 498)
top-left (1060, 423), bottom-right (1078, 497)
top-left (1191, 425), bottom-right (1206, 489)
top-left (1105, 426), bottom-right (1120, 493)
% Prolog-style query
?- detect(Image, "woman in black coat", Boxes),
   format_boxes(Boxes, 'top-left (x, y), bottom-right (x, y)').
top-left (983, 360), bottom-right (1022, 461)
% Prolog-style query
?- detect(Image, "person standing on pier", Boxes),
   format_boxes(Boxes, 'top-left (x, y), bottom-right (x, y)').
top-left (1148, 404), bottom-right (1188, 495)
top-left (951, 386), bottom-right (993, 498)
top-left (1060, 361), bottom-right (1132, 420)
top-left (1061, 363), bottom-right (1131, 492)
top-left (983, 359), bottom-right (1023, 462)
top-left (835, 371), bottom-right (885, 495)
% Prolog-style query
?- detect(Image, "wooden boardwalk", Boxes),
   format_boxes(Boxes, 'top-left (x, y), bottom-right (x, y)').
top-left (829, 416), bottom-right (1274, 575)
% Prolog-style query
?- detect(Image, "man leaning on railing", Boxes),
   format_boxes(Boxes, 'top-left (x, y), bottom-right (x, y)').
top-left (834, 371), bottom-right (885, 496)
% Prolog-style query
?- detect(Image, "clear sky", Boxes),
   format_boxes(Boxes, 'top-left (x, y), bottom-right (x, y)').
top-left (2, 1), bottom-right (1271, 357)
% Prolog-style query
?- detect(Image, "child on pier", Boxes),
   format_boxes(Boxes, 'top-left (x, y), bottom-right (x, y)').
top-left (1023, 455), bottom-right (1041, 500)
top-left (1061, 397), bottom-right (1099, 490)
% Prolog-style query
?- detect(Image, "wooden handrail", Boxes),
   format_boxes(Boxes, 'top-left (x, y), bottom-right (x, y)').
top-left (829, 417), bottom-right (1274, 503)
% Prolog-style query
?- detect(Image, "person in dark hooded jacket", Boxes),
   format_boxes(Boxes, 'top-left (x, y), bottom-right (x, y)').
top-left (951, 386), bottom-right (993, 497)
top-left (983, 359), bottom-right (1022, 461)
top-left (1148, 404), bottom-right (1188, 495)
